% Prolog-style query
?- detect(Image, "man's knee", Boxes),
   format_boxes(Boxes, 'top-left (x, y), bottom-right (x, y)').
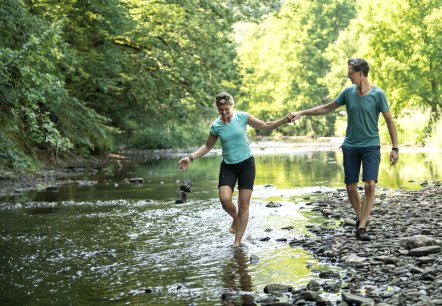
top-left (346, 183), bottom-right (358, 194)
top-left (364, 180), bottom-right (376, 193)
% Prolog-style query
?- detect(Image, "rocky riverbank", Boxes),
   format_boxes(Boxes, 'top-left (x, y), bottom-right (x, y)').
top-left (0, 166), bottom-right (99, 199)
top-left (0, 149), bottom-right (194, 199)
top-left (247, 183), bottom-right (442, 306)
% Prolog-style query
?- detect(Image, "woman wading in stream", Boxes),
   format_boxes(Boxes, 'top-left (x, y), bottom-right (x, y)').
top-left (178, 92), bottom-right (291, 247)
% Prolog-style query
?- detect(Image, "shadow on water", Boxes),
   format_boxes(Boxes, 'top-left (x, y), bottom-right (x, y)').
top-left (1, 147), bottom-right (441, 305)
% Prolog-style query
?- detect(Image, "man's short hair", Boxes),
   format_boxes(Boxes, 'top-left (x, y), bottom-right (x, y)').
top-left (348, 58), bottom-right (370, 77)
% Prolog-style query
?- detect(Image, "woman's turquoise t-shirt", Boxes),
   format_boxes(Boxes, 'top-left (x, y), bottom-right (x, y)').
top-left (210, 111), bottom-right (252, 164)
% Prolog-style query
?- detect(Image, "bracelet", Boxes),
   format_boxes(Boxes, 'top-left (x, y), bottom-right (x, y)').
top-left (188, 154), bottom-right (194, 162)
top-left (392, 147), bottom-right (399, 152)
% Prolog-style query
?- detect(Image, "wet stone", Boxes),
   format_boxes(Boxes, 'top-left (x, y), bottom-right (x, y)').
top-left (341, 292), bottom-right (374, 305)
top-left (285, 184), bottom-right (442, 306)
top-left (318, 271), bottom-right (341, 279)
top-left (299, 290), bottom-right (321, 301)
top-left (128, 177), bottom-right (144, 184)
top-left (321, 280), bottom-right (341, 293)
top-left (307, 280), bottom-right (321, 292)
top-left (421, 229), bottom-right (433, 235)
top-left (255, 296), bottom-right (278, 305)
top-left (383, 256), bottom-right (401, 265)
top-left (402, 235), bottom-right (440, 249)
top-left (416, 257), bottom-right (437, 264)
top-left (263, 284), bottom-right (293, 294)
top-left (266, 201), bottom-right (282, 208)
top-left (408, 246), bottom-right (441, 256)
top-left (410, 266), bottom-right (424, 274)
top-left (250, 254), bottom-right (260, 264)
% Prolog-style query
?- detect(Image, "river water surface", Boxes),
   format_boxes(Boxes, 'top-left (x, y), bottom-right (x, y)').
top-left (1, 142), bottom-right (441, 305)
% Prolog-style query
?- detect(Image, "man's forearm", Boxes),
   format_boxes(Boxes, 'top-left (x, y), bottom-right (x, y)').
top-left (300, 105), bottom-right (330, 116)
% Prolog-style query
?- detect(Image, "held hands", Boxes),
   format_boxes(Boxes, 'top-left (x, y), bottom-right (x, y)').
top-left (287, 111), bottom-right (302, 123)
top-left (284, 112), bottom-right (292, 123)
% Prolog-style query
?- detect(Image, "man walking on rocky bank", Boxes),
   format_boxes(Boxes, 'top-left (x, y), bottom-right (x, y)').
top-left (290, 58), bottom-right (399, 241)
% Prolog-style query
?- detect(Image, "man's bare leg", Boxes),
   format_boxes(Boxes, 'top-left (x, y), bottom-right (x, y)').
top-left (219, 186), bottom-right (237, 234)
top-left (233, 189), bottom-right (252, 246)
top-left (346, 182), bottom-right (362, 220)
top-left (359, 180), bottom-right (376, 228)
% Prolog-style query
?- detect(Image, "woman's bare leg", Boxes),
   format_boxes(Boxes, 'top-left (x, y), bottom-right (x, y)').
top-left (219, 186), bottom-right (237, 234)
top-left (233, 189), bottom-right (252, 246)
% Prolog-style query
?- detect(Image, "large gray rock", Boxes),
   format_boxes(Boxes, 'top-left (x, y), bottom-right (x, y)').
top-left (341, 292), bottom-right (375, 305)
top-left (408, 245), bottom-right (441, 256)
top-left (401, 235), bottom-right (441, 249)
top-left (263, 283), bottom-right (293, 293)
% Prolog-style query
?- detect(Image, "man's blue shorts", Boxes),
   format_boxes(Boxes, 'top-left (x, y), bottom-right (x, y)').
top-left (342, 146), bottom-right (381, 184)
top-left (219, 156), bottom-right (256, 191)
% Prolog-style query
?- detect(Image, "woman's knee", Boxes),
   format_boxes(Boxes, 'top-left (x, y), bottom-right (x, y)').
top-left (219, 186), bottom-right (233, 204)
top-left (238, 206), bottom-right (249, 217)
top-left (219, 196), bottom-right (232, 208)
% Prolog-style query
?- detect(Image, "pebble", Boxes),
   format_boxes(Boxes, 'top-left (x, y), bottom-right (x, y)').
top-left (285, 184), bottom-right (442, 305)
top-left (223, 184), bottom-right (442, 305)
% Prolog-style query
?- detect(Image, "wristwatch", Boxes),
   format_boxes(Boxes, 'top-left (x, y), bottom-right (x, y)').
top-left (392, 147), bottom-right (399, 152)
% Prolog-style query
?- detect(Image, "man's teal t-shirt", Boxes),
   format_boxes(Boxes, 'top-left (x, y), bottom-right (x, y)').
top-left (210, 111), bottom-right (252, 164)
top-left (335, 85), bottom-right (390, 148)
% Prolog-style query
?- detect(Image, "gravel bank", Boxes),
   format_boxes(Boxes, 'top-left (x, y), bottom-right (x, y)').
top-left (282, 183), bottom-right (442, 306)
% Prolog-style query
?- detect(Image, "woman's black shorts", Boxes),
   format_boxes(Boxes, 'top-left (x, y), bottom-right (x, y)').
top-left (218, 156), bottom-right (256, 191)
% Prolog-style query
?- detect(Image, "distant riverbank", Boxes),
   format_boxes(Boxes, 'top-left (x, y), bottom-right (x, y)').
top-left (1, 136), bottom-right (441, 199)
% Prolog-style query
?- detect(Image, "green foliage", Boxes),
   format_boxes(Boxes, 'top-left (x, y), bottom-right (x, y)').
top-left (2, 0), bottom-right (280, 170)
top-left (130, 121), bottom-right (209, 149)
top-left (0, 131), bottom-right (36, 170)
top-left (425, 119), bottom-right (442, 147)
top-left (239, 0), bottom-right (442, 144)
top-left (237, 0), bottom-right (356, 136)
top-left (1, 0), bottom-right (441, 172)
top-left (115, 0), bottom-right (241, 147)
top-left (362, 0), bottom-right (441, 115)
top-left (379, 111), bottom-right (430, 146)
top-left (0, 0), bottom-right (117, 169)
top-left (324, 0), bottom-right (442, 144)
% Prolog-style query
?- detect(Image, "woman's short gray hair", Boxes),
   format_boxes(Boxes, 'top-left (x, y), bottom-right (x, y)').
top-left (214, 92), bottom-right (234, 107)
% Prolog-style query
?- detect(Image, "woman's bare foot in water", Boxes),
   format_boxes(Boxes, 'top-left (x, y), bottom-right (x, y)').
top-left (229, 219), bottom-right (237, 234)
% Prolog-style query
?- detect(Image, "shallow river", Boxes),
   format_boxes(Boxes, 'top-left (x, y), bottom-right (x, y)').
top-left (1, 143), bottom-right (441, 305)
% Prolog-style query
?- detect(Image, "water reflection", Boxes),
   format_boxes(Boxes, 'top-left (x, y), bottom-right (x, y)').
top-left (221, 247), bottom-right (254, 305)
top-left (223, 247), bottom-right (253, 292)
